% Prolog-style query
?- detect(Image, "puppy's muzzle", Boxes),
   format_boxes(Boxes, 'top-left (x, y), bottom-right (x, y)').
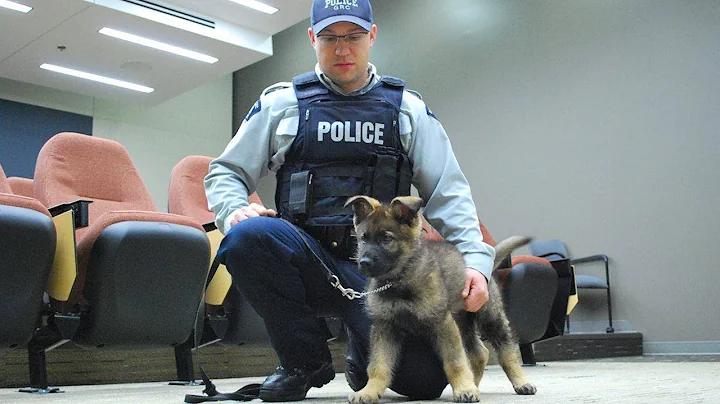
top-left (357, 253), bottom-right (392, 277)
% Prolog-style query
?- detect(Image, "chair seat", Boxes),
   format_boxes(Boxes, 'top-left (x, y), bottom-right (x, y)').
top-left (65, 210), bottom-right (206, 306)
top-left (575, 274), bottom-right (608, 289)
top-left (0, 193), bottom-right (51, 217)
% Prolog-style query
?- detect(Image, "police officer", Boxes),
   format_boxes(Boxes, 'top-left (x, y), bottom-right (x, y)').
top-left (205, 0), bottom-right (495, 401)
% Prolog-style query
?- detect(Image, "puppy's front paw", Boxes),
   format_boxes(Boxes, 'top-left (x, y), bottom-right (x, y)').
top-left (348, 389), bottom-right (381, 404)
top-left (453, 388), bottom-right (480, 403)
top-left (514, 382), bottom-right (537, 395)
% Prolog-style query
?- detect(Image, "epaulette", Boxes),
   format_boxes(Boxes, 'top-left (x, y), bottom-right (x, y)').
top-left (263, 82), bottom-right (291, 96)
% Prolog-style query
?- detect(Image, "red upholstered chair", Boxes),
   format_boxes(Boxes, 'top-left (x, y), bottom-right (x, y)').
top-left (0, 164), bottom-right (56, 350)
top-left (33, 132), bottom-right (211, 344)
top-left (167, 155), bottom-right (264, 384)
top-left (21, 133), bottom-right (211, 392)
top-left (8, 176), bottom-right (34, 198)
top-left (421, 217), bottom-right (558, 365)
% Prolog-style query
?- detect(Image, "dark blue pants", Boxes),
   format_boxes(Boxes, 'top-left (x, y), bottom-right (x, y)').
top-left (217, 216), bottom-right (447, 399)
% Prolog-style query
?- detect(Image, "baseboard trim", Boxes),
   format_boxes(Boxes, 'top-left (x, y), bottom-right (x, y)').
top-left (644, 341), bottom-right (720, 355)
top-left (565, 320), bottom-right (633, 333)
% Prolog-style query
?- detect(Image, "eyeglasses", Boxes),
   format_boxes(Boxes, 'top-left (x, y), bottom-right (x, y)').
top-left (316, 32), bottom-right (369, 47)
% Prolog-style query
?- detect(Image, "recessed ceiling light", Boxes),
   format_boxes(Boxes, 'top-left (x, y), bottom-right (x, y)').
top-left (99, 27), bottom-right (219, 64)
top-left (0, 0), bottom-right (32, 13)
top-left (226, 0), bottom-right (278, 15)
top-left (40, 64), bottom-right (154, 93)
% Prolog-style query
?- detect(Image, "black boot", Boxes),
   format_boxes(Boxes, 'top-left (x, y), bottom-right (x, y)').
top-left (258, 362), bottom-right (335, 402)
top-left (344, 329), bottom-right (369, 392)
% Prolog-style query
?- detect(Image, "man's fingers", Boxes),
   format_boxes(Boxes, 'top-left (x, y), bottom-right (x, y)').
top-left (461, 279), bottom-right (471, 298)
top-left (249, 203), bottom-right (277, 217)
top-left (229, 204), bottom-right (277, 228)
top-left (462, 268), bottom-right (489, 312)
top-left (465, 287), bottom-right (489, 312)
top-left (243, 207), bottom-right (260, 218)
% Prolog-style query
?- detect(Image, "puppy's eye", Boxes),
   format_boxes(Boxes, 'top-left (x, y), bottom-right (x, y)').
top-left (382, 233), bottom-right (394, 244)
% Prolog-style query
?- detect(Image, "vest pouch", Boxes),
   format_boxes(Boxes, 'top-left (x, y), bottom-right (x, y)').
top-left (370, 149), bottom-right (413, 203)
top-left (288, 171), bottom-right (313, 223)
top-left (371, 153), bottom-right (399, 203)
top-left (397, 153), bottom-right (413, 198)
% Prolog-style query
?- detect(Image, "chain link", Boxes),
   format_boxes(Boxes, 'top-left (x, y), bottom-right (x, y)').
top-left (330, 275), bottom-right (391, 300)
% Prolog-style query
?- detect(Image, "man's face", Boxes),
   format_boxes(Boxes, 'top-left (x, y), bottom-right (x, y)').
top-left (309, 21), bottom-right (377, 93)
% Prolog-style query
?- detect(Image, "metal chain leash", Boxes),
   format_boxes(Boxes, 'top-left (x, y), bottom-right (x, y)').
top-left (330, 275), bottom-right (391, 300)
top-left (279, 218), bottom-right (393, 301)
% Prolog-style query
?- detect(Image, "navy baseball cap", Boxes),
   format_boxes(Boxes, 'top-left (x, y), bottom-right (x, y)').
top-left (311, 0), bottom-right (374, 34)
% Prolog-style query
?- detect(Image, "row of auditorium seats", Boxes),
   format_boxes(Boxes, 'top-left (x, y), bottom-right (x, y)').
top-left (0, 132), bottom-right (252, 392)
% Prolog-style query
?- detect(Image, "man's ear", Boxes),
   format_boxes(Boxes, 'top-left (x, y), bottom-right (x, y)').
top-left (345, 195), bottom-right (380, 225)
top-left (308, 27), bottom-right (316, 48)
top-left (389, 196), bottom-right (423, 225)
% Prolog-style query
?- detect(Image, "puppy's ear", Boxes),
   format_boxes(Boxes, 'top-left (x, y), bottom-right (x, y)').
top-left (390, 196), bottom-right (423, 226)
top-left (345, 196), bottom-right (380, 225)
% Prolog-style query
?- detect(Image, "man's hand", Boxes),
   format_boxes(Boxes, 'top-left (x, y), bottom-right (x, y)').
top-left (229, 203), bottom-right (276, 227)
top-left (461, 267), bottom-right (489, 312)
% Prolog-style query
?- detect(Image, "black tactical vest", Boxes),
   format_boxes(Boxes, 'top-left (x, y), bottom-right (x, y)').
top-left (275, 72), bottom-right (412, 251)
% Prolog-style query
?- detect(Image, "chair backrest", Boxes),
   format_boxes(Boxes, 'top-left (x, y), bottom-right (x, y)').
top-left (421, 215), bottom-right (496, 247)
top-left (0, 165), bottom-right (50, 217)
top-left (168, 155), bottom-right (263, 224)
top-left (34, 132), bottom-right (157, 239)
top-left (528, 239), bottom-right (568, 262)
top-left (8, 177), bottom-right (34, 198)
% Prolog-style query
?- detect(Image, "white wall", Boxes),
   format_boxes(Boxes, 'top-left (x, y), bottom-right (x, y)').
top-left (0, 75), bottom-right (232, 210)
top-left (232, 0), bottom-right (720, 352)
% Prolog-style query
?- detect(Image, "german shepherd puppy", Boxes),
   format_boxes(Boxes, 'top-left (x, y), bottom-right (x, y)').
top-left (345, 195), bottom-right (536, 404)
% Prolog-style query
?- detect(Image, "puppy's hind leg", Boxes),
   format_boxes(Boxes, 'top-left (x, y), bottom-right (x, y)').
top-left (348, 323), bottom-right (400, 404)
top-left (479, 306), bottom-right (536, 395)
top-left (436, 313), bottom-right (480, 402)
top-left (457, 312), bottom-right (489, 387)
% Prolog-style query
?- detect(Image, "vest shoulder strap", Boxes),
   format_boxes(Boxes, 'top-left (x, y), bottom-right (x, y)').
top-left (380, 75), bottom-right (405, 88)
top-left (376, 75), bottom-right (405, 109)
top-left (293, 72), bottom-right (328, 99)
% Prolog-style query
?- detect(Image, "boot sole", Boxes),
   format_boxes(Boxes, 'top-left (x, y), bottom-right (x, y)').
top-left (258, 363), bottom-right (335, 402)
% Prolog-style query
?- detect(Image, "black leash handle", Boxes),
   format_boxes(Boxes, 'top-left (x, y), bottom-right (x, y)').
top-left (183, 257), bottom-right (263, 402)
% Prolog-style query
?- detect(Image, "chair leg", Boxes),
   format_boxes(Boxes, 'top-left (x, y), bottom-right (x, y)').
top-left (606, 287), bottom-right (614, 333)
top-left (169, 337), bottom-right (201, 386)
top-left (18, 341), bottom-right (62, 394)
top-left (519, 343), bottom-right (537, 366)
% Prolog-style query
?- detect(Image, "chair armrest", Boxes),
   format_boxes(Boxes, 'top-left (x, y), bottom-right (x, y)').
top-left (46, 200), bottom-right (92, 301)
top-left (570, 254), bottom-right (608, 265)
top-left (570, 254), bottom-right (610, 285)
top-left (204, 225), bottom-right (231, 306)
top-left (47, 210), bottom-right (79, 301)
top-left (48, 199), bottom-right (93, 228)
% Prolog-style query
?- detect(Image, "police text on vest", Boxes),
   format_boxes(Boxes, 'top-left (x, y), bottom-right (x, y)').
top-left (317, 121), bottom-right (384, 145)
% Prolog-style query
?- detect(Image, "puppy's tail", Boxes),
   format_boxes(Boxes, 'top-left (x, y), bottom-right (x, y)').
top-left (492, 236), bottom-right (532, 270)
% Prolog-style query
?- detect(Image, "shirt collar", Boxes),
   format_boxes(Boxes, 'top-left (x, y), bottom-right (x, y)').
top-left (315, 63), bottom-right (380, 96)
